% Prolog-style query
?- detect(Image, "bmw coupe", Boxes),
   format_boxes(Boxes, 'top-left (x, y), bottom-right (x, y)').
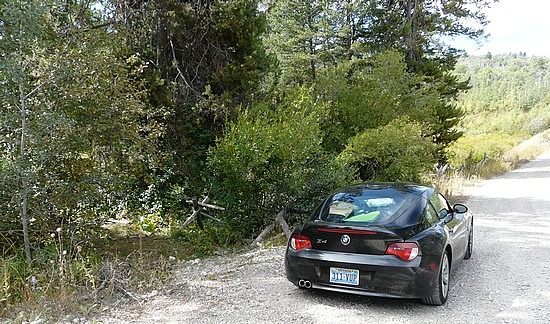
top-left (285, 183), bottom-right (473, 305)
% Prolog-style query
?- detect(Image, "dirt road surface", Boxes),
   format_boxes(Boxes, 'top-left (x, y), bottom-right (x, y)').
top-left (103, 152), bottom-right (550, 324)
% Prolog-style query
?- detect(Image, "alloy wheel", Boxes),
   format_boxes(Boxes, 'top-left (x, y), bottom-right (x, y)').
top-left (441, 252), bottom-right (450, 298)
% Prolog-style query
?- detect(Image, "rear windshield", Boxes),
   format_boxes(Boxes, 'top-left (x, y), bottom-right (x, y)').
top-left (311, 187), bottom-right (420, 226)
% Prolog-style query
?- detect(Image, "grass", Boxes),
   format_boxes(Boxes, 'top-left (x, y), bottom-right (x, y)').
top-left (1, 224), bottom-right (192, 322)
top-left (433, 129), bottom-right (550, 203)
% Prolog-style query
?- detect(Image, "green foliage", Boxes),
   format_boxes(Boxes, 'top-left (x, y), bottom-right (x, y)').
top-left (110, 0), bottom-right (272, 217)
top-left (1, 0), bottom-right (159, 261)
top-left (339, 118), bottom-right (437, 182)
top-left (208, 87), bottom-right (354, 237)
top-left (316, 50), bottom-right (443, 153)
top-left (212, 0), bottom-right (270, 96)
top-left (265, 1), bottom-right (481, 160)
top-left (448, 54), bottom-right (550, 173)
top-left (454, 54), bottom-right (550, 136)
top-left (447, 133), bottom-right (522, 171)
top-left (265, 0), bottom-right (328, 85)
top-left (208, 96), bottom-right (320, 233)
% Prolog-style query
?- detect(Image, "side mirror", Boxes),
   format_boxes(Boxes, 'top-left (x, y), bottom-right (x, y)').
top-left (438, 209), bottom-right (453, 223)
top-left (453, 203), bottom-right (468, 214)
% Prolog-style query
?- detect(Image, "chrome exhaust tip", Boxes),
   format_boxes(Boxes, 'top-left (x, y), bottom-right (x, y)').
top-left (298, 279), bottom-right (312, 289)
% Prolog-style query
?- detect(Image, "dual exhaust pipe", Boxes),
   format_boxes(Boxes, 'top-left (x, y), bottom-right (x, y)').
top-left (298, 279), bottom-right (312, 289)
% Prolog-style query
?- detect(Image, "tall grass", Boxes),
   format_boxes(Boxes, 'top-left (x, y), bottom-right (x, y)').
top-left (1, 229), bottom-right (177, 321)
top-left (433, 130), bottom-right (550, 202)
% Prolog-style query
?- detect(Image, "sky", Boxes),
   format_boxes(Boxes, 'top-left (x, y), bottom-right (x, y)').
top-left (449, 0), bottom-right (550, 57)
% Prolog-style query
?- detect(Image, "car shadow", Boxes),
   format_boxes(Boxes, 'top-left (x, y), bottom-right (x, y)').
top-left (294, 285), bottom-right (436, 308)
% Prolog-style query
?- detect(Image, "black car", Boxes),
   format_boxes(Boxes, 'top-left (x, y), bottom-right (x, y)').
top-left (285, 183), bottom-right (473, 305)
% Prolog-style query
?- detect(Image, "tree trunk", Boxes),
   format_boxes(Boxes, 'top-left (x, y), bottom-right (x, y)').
top-left (19, 82), bottom-right (32, 268)
top-left (18, 19), bottom-right (32, 267)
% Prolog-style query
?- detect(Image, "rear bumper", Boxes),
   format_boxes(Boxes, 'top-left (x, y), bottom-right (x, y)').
top-left (285, 248), bottom-right (439, 299)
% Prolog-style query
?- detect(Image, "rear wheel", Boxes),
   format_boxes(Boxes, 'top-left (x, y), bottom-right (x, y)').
top-left (464, 220), bottom-right (473, 259)
top-left (422, 251), bottom-right (450, 306)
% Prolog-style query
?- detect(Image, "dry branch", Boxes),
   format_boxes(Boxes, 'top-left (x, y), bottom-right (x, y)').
top-left (182, 196), bottom-right (224, 230)
top-left (251, 208), bottom-right (291, 246)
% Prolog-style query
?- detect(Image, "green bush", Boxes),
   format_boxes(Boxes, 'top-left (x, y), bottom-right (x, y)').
top-left (528, 114), bottom-right (550, 135)
top-left (315, 51), bottom-right (444, 154)
top-left (338, 118), bottom-right (437, 182)
top-left (447, 133), bottom-right (522, 171)
top-left (208, 88), bottom-right (354, 238)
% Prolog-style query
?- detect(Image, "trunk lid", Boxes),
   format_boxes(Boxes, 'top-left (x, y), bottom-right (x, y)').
top-left (301, 223), bottom-right (404, 255)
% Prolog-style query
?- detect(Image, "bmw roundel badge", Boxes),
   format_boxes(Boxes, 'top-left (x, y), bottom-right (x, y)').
top-left (341, 234), bottom-right (351, 246)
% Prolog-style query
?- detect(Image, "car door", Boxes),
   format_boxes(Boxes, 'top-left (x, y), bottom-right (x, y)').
top-left (438, 193), bottom-right (469, 262)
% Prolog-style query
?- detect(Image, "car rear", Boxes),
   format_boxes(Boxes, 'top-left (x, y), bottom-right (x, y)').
top-left (285, 183), bottom-right (440, 298)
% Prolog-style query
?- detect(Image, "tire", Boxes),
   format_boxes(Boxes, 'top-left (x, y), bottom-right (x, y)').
top-left (464, 220), bottom-right (473, 259)
top-left (422, 251), bottom-right (450, 306)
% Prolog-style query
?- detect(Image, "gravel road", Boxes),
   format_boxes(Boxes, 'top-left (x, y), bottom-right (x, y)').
top-left (103, 152), bottom-right (550, 324)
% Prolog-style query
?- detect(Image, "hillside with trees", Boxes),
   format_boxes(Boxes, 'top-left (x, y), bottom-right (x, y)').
top-left (1, 0), bottom-right (527, 317)
top-left (450, 53), bottom-right (550, 170)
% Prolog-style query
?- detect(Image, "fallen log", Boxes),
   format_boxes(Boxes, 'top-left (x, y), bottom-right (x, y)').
top-left (251, 208), bottom-right (291, 246)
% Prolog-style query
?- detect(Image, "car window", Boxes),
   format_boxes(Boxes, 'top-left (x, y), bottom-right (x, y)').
top-left (424, 203), bottom-right (439, 225)
top-left (437, 193), bottom-right (450, 210)
top-left (429, 192), bottom-right (450, 216)
top-left (429, 193), bottom-right (442, 211)
top-left (313, 188), bottom-right (418, 226)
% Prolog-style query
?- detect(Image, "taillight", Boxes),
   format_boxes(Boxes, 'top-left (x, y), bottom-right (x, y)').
top-left (385, 242), bottom-right (420, 261)
top-left (290, 234), bottom-right (312, 251)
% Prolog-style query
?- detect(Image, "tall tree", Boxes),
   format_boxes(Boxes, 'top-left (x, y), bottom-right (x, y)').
top-left (364, 0), bottom-right (491, 65)
top-left (1, 0), bottom-right (154, 260)
top-left (363, 0), bottom-right (494, 156)
top-left (108, 0), bottom-right (270, 199)
top-left (0, 0), bottom-right (50, 266)
top-left (266, 0), bottom-right (495, 159)
top-left (265, 0), bottom-right (327, 85)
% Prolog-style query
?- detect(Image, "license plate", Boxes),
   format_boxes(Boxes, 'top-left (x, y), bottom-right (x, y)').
top-left (329, 267), bottom-right (359, 285)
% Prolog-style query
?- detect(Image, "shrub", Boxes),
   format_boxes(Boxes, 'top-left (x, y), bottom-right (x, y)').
top-left (208, 88), bottom-right (354, 238)
top-left (315, 51), bottom-right (444, 154)
top-left (447, 133), bottom-right (522, 171)
top-left (338, 118), bottom-right (437, 182)
top-left (528, 114), bottom-right (550, 135)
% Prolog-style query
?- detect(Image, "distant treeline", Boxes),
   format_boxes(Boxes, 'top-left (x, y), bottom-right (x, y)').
top-left (455, 53), bottom-right (550, 135)
top-left (449, 53), bottom-right (550, 170)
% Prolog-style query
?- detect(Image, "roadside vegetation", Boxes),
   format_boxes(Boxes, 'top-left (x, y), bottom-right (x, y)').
top-left (440, 54), bottom-right (550, 199)
top-left (1, 0), bottom-right (549, 321)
